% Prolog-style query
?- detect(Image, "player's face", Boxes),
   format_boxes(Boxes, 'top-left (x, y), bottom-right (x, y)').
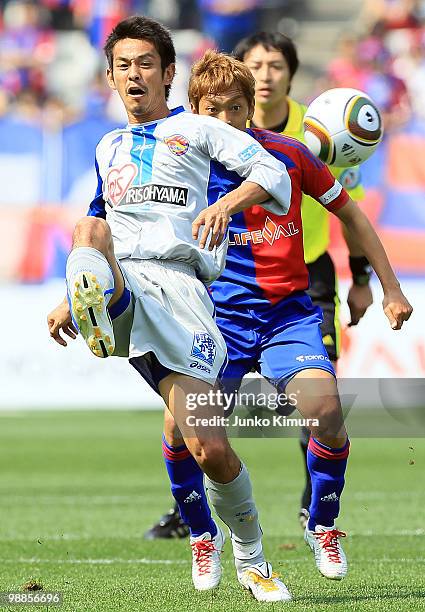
top-left (106, 38), bottom-right (175, 124)
top-left (243, 44), bottom-right (291, 107)
top-left (193, 87), bottom-right (253, 131)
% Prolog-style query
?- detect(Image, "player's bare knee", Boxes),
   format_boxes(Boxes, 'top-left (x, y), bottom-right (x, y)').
top-left (164, 428), bottom-right (184, 448)
top-left (163, 410), bottom-right (183, 447)
top-left (309, 397), bottom-right (344, 438)
top-left (72, 217), bottom-right (112, 254)
top-left (193, 437), bottom-right (229, 472)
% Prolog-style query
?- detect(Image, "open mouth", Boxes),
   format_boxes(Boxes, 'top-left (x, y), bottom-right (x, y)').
top-left (127, 86), bottom-right (146, 98)
top-left (257, 88), bottom-right (273, 96)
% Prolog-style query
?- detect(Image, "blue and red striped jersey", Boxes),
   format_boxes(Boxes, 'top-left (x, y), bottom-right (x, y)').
top-left (211, 128), bottom-right (349, 307)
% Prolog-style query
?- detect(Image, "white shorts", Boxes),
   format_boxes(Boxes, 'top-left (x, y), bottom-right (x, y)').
top-left (110, 258), bottom-right (227, 391)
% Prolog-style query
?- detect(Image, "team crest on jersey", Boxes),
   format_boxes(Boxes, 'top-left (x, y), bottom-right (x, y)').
top-left (190, 331), bottom-right (216, 366)
top-left (164, 134), bottom-right (189, 156)
top-left (339, 167), bottom-right (361, 190)
top-left (106, 163), bottom-right (137, 206)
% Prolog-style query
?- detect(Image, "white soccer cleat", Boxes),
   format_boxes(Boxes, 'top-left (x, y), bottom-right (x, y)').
top-left (190, 525), bottom-right (225, 591)
top-left (70, 272), bottom-right (115, 358)
top-left (304, 524), bottom-right (347, 579)
top-left (238, 562), bottom-right (292, 602)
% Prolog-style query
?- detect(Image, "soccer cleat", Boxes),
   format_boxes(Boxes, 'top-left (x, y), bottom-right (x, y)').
top-left (299, 508), bottom-right (310, 530)
top-left (304, 524), bottom-right (347, 579)
top-left (191, 526), bottom-right (224, 591)
top-left (70, 272), bottom-right (114, 358)
top-left (238, 562), bottom-right (292, 602)
top-left (144, 506), bottom-right (189, 540)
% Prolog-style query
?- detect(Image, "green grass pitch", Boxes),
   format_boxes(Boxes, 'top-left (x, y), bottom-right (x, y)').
top-left (0, 410), bottom-right (424, 611)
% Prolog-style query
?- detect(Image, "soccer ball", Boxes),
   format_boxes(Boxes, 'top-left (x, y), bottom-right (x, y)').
top-left (303, 88), bottom-right (383, 167)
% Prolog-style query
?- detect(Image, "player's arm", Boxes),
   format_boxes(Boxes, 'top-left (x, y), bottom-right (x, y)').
top-left (193, 180), bottom-right (277, 249)
top-left (332, 166), bottom-right (373, 325)
top-left (333, 199), bottom-right (412, 330)
top-left (192, 117), bottom-right (291, 249)
top-left (300, 144), bottom-right (412, 330)
top-left (340, 223), bottom-right (373, 326)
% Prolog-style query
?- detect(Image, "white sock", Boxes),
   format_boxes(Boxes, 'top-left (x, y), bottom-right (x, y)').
top-left (205, 464), bottom-right (264, 571)
top-left (66, 247), bottom-right (114, 306)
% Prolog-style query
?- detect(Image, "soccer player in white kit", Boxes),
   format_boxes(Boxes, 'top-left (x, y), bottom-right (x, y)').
top-left (47, 16), bottom-right (293, 601)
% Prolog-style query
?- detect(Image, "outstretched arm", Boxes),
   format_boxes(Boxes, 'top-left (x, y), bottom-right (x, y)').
top-left (192, 117), bottom-right (292, 249)
top-left (340, 222), bottom-right (373, 326)
top-left (334, 199), bottom-right (412, 330)
top-left (196, 116), bottom-right (292, 214)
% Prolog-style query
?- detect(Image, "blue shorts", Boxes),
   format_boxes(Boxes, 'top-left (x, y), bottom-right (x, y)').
top-left (216, 291), bottom-right (335, 394)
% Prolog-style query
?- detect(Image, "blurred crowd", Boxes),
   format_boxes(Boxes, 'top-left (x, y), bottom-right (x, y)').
top-left (0, 0), bottom-right (291, 205)
top-left (0, 0), bottom-right (190, 125)
top-left (323, 0), bottom-right (425, 128)
top-left (1, 0), bottom-right (425, 205)
top-left (1, 0), bottom-right (424, 132)
top-left (0, 0), bottom-right (290, 126)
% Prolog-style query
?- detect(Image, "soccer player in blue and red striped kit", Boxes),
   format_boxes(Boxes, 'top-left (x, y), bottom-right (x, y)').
top-left (159, 50), bottom-right (412, 589)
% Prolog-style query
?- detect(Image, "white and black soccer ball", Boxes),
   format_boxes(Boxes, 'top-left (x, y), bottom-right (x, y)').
top-left (303, 88), bottom-right (383, 167)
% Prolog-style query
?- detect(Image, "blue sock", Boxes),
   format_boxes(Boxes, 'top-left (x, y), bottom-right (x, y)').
top-left (162, 435), bottom-right (217, 538)
top-left (307, 437), bottom-right (350, 531)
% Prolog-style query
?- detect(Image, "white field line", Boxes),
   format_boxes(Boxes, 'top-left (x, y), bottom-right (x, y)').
top-left (350, 529), bottom-right (425, 537)
top-left (0, 529), bottom-right (424, 542)
top-left (0, 495), bottom-right (147, 505)
top-left (0, 491), bottom-right (423, 505)
top-left (0, 557), bottom-right (424, 565)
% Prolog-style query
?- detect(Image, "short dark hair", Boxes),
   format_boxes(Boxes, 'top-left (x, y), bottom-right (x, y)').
top-left (104, 15), bottom-right (176, 99)
top-left (234, 32), bottom-right (299, 84)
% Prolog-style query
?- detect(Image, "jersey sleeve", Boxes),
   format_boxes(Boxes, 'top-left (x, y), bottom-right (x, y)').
top-left (87, 157), bottom-right (106, 219)
top-left (194, 116), bottom-right (292, 214)
top-left (298, 143), bottom-right (350, 213)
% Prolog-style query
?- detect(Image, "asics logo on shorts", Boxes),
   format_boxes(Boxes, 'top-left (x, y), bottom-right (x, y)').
top-left (190, 362), bottom-right (211, 373)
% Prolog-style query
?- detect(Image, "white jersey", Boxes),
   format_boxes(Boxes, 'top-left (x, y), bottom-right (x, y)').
top-left (89, 106), bottom-right (292, 283)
